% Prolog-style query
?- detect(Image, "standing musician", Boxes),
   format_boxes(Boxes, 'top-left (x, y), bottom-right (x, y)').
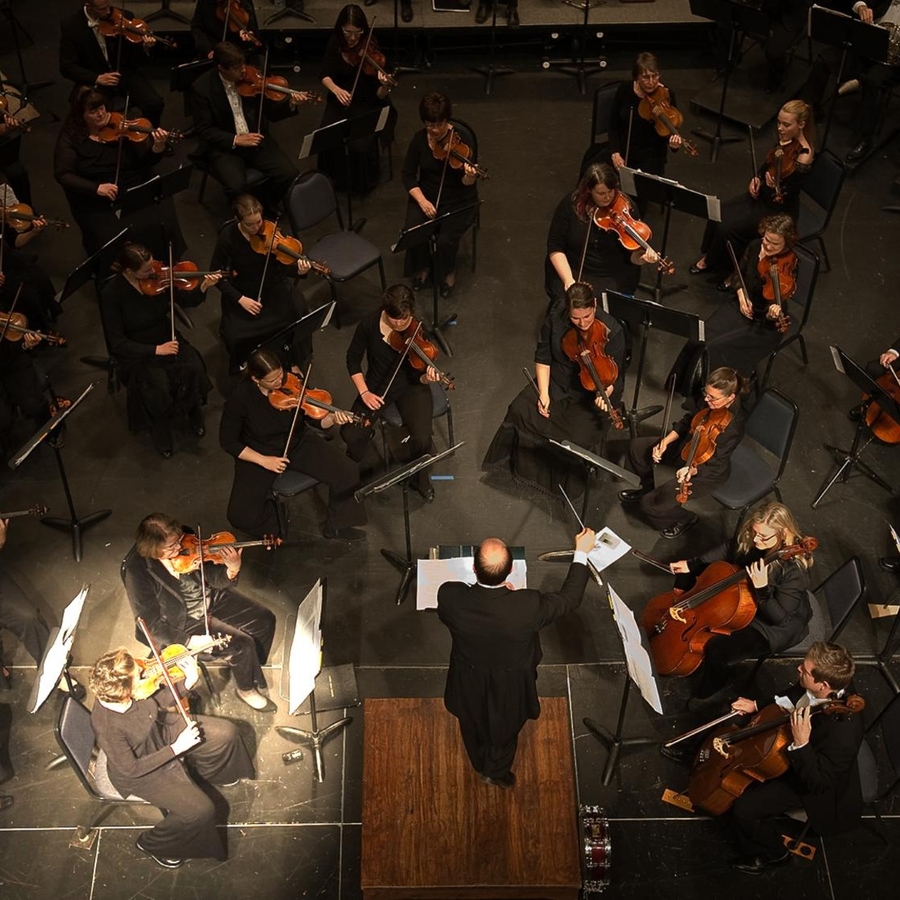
top-left (208, 194), bottom-right (313, 373)
top-left (691, 101), bottom-right (813, 281)
top-left (341, 285), bottom-right (442, 503)
top-left (59, 0), bottom-right (166, 127)
top-left (89, 647), bottom-right (255, 868)
top-left (100, 243), bottom-right (213, 460)
top-left (220, 348), bottom-right (368, 541)
top-left (191, 0), bottom-right (261, 57)
top-left (666, 501), bottom-right (813, 704)
top-left (53, 89), bottom-right (184, 257)
top-left (620, 367), bottom-right (748, 539)
top-left (318, 4), bottom-right (397, 195)
top-left (402, 92), bottom-right (479, 300)
top-left (123, 512), bottom-right (277, 711)
top-left (483, 282), bottom-right (626, 499)
top-left (191, 43), bottom-right (307, 208)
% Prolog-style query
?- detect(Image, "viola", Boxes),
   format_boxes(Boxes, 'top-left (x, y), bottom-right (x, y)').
top-left (247, 220), bottom-right (332, 277)
top-left (96, 111), bottom-right (183, 145)
top-left (132, 634), bottom-right (232, 700)
top-left (386, 320), bottom-right (455, 390)
top-left (216, 0), bottom-right (262, 48)
top-left (764, 138), bottom-right (804, 205)
top-left (267, 370), bottom-right (370, 426)
top-left (636, 85), bottom-right (698, 157)
top-left (561, 319), bottom-right (623, 429)
top-left (170, 531), bottom-right (282, 574)
top-left (136, 260), bottom-right (234, 295)
top-left (675, 406), bottom-right (733, 503)
top-left (346, 43), bottom-right (398, 88)
top-left (235, 66), bottom-right (322, 105)
top-left (758, 250), bottom-right (796, 334)
top-left (1, 203), bottom-right (68, 232)
top-left (641, 537), bottom-right (818, 677)
top-left (97, 7), bottom-right (177, 49)
top-left (687, 694), bottom-right (864, 815)
top-left (593, 193), bottom-right (675, 275)
top-left (432, 129), bottom-right (489, 180)
top-left (863, 365), bottom-right (900, 445)
top-left (0, 311), bottom-right (66, 346)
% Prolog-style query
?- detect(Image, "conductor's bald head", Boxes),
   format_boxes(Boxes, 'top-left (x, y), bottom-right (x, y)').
top-left (474, 538), bottom-right (514, 587)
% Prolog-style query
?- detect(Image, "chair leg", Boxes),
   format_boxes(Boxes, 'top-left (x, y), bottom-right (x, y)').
top-left (797, 333), bottom-right (809, 365)
top-left (197, 659), bottom-right (220, 708)
top-left (446, 404), bottom-right (455, 449)
top-left (377, 258), bottom-right (386, 291)
top-left (198, 170), bottom-right (208, 204)
top-left (817, 236), bottom-right (831, 273)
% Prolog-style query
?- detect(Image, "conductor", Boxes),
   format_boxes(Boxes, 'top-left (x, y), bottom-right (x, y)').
top-left (437, 528), bottom-right (595, 789)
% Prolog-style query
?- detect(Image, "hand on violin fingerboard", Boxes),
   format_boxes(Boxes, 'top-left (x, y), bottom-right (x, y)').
top-left (668, 134), bottom-right (682, 150)
top-left (746, 558), bottom-right (769, 588)
top-left (422, 366), bottom-right (442, 384)
top-left (675, 465), bottom-right (695, 483)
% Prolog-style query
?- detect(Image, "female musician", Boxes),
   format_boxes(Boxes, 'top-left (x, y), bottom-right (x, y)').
top-left (546, 162), bottom-right (659, 304)
top-left (318, 4), bottom-right (396, 195)
top-left (89, 647), bottom-right (254, 868)
top-left (692, 100), bottom-right (813, 280)
top-left (99, 242), bottom-right (213, 459)
top-left (667, 501), bottom-right (813, 702)
top-left (402, 92), bottom-right (478, 299)
top-left (483, 282), bottom-right (626, 498)
top-left (621, 367), bottom-right (748, 539)
top-left (191, 0), bottom-right (260, 57)
top-left (53, 89), bottom-right (184, 256)
top-left (341, 285), bottom-right (441, 502)
top-left (208, 194), bottom-right (312, 373)
top-left (220, 347), bottom-right (367, 540)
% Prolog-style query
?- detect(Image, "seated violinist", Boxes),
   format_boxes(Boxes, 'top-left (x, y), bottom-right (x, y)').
top-left (663, 501), bottom-right (814, 706)
top-left (191, 42), bottom-right (306, 208)
top-left (483, 282), bottom-right (626, 500)
top-left (191, 0), bottom-right (261, 57)
top-left (620, 367), bottom-right (748, 539)
top-left (122, 512), bottom-right (277, 711)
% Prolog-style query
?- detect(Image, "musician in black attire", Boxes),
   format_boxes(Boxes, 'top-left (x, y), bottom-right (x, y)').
top-left (191, 0), bottom-right (260, 56)
top-left (220, 348), bottom-right (367, 541)
top-left (0, 111), bottom-right (32, 205)
top-left (402, 92), bottom-right (478, 299)
top-left (483, 282), bottom-right (626, 499)
top-left (100, 243), bottom-right (212, 459)
top-left (341, 285), bottom-right (442, 502)
top-left (208, 194), bottom-right (312, 372)
top-left (59, 0), bottom-right (165, 126)
top-left (621, 367), bottom-right (748, 539)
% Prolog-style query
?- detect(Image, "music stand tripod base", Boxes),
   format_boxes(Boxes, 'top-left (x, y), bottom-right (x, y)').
top-left (277, 703), bottom-right (352, 784)
top-left (471, 3), bottom-right (514, 96)
top-left (144, 0), bottom-right (190, 25)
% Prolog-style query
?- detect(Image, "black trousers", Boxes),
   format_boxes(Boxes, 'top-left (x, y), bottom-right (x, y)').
top-left (205, 140), bottom-right (299, 207)
top-left (403, 197), bottom-right (477, 285)
top-left (732, 776), bottom-right (803, 858)
top-left (0, 353), bottom-right (49, 453)
top-left (696, 626), bottom-right (771, 698)
top-left (455, 711), bottom-right (519, 780)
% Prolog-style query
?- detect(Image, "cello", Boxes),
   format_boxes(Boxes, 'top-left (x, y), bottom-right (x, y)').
top-left (641, 537), bottom-right (818, 677)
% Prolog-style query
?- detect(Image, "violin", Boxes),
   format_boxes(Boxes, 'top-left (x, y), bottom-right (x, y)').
top-left (136, 260), bottom-right (233, 295)
top-left (674, 406), bottom-right (734, 504)
top-left (0, 311), bottom-right (66, 346)
top-left (97, 7), bottom-right (177, 49)
top-left (346, 43), bottom-right (399, 88)
top-left (216, 0), bottom-right (262, 48)
top-left (0, 504), bottom-right (48, 519)
top-left (863, 365), bottom-right (900, 445)
top-left (764, 138), bottom-right (804, 205)
top-left (266, 371), bottom-right (370, 425)
top-left (235, 65), bottom-right (322, 105)
top-left (560, 319), bottom-right (623, 429)
top-left (247, 220), bottom-right (331, 277)
top-left (386, 320), bottom-right (455, 390)
top-left (170, 531), bottom-right (282, 574)
top-left (593, 193), bottom-right (675, 275)
top-left (636, 85), bottom-right (698, 157)
top-left (641, 537), bottom-right (817, 677)
top-left (432, 129), bottom-right (489, 180)
top-left (1, 203), bottom-right (69, 233)
top-left (687, 694), bottom-right (864, 815)
top-left (96, 111), bottom-right (182, 145)
top-left (759, 250), bottom-right (796, 334)
top-left (132, 634), bottom-right (232, 700)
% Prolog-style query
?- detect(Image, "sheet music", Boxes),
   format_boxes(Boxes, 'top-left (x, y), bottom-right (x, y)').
top-left (416, 558), bottom-right (528, 610)
top-left (607, 583), bottom-right (663, 715)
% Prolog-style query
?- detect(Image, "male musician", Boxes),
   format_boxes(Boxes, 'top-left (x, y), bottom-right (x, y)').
top-left (122, 513), bottom-right (277, 711)
top-left (59, 0), bottom-right (165, 126)
top-left (727, 642), bottom-right (864, 874)
top-left (190, 42), bottom-right (304, 208)
top-left (191, 0), bottom-right (260, 57)
top-left (437, 528), bottom-right (594, 788)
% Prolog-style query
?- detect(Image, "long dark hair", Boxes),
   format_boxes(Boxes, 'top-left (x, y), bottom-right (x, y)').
top-left (61, 87), bottom-right (108, 140)
top-left (333, 4), bottom-right (369, 51)
top-left (572, 163), bottom-right (619, 221)
top-left (245, 347), bottom-right (283, 380)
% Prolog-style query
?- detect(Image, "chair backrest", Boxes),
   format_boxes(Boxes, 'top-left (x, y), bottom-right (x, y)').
top-left (744, 388), bottom-right (799, 475)
top-left (287, 171), bottom-right (340, 234)
top-left (857, 737), bottom-right (879, 804)
top-left (591, 82), bottom-right (620, 146)
top-left (55, 695), bottom-right (102, 800)
top-left (786, 243), bottom-right (820, 333)
top-left (817, 556), bottom-right (865, 642)
top-left (801, 589), bottom-right (830, 646)
top-left (798, 150), bottom-right (845, 232)
top-left (449, 118), bottom-right (478, 161)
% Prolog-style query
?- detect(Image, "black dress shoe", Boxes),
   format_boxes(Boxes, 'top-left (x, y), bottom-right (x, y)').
top-left (188, 407), bottom-right (205, 437)
top-left (411, 274), bottom-right (430, 291)
top-left (475, 0), bottom-right (490, 22)
top-left (401, 0), bottom-right (413, 21)
top-left (661, 513), bottom-right (699, 539)
top-left (848, 405), bottom-right (864, 422)
top-left (479, 771), bottom-right (515, 789)
top-left (846, 140), bottom-right (871, 163)
top-left (417, 483), bottom-right (435, 503)
top-left (440, 281), bottom-right (456, 299)
top-left (508, 3), bottom-right (519, 26)
top-left (717, 279), bottom-right (734, 292)
top-left (880, 557), bottom-right (900, 574)
top-left (689, 262), bottom-right (707, 275)
top-left (0, 795), bottom-right (13, 812)
top-left (151, 421), bottom-right (173, 459)
top-left (136, 835), bottom-right (185, 869)
top-left (659, 744), bottom-right (692, 765)
top-left (618, 488), bottom-right (646, 504)
top-left (731, 852), bottom-right (791, 875)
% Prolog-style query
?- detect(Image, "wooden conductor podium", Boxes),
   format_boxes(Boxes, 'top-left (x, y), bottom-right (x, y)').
top-left (361, 697), bottom-right (581, 899)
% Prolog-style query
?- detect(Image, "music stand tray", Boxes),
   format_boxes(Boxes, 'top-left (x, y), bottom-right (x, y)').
top-left (118, 165), bottom-right (194, 217)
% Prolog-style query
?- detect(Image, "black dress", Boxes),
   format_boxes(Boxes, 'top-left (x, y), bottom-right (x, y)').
top-left (401, 128), bottom-right (478, 284)
top-left (483, 302), bottom-right (626, 498)
top-left (0, 227), bottom-right (60, 332)
top-left (191, 0), bottom-right (259, 56)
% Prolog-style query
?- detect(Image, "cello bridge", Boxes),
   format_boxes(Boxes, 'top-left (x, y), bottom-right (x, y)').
top-left (712, 737), bottom-right (730, 757)
top-left (669, 607), bottom-right (687, 623)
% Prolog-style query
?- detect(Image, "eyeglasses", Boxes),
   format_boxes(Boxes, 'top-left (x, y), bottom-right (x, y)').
top-left (342, 29), bottom-right (363, 37)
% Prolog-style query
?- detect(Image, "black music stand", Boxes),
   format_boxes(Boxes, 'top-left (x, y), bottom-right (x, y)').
top-left (144, 0), bottom-right (190, 25)
top-left (543, 0), bottom-right (607, 96)
top-left (9, 384), bottom-right (112, 562)
top-left (242, 300), bottom-right (336, 370)
top-left (0, 0), bottom-right (54, 102)
top-left (119, 164), bottom-right (193, 226)
top-left (689, 0), bottom-right (769, 161)
top-left (808, 5), bottom-right (890, 156)
top-left (298, 106), bottom-right (391, 232)
top-left (355, 443), bottom-right (464, 605)
top-left (391, 201), bottom-right (482, 358)
top-left (471, 3), bottom-right (514, 96)
top-left (812, 346), bottom-right (899, 508)
top-left (266, 0), bottom-right (315, 26)
top-left (601, 290), bottom-right (705, 437)
top-left (618, 166), bottom-right (721, 303)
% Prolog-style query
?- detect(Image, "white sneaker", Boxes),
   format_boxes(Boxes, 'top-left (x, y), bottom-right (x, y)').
top-left (236, 688), bottom-right (269, 710)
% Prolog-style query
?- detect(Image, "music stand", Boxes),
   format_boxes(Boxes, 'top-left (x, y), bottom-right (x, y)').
top-left (584, 582), bottom-right (663, 785)
top-left (618, 166), bottom-right (721, 303)
top-left (601, 290), bottom-right (706, 437)
top-left (471, 3), bottom-right (514, 96)
top-left (0, 0), bottom-right (54, 102)
top-left (144, 0), bottom-right (190, 25)
top-left (689, 0), bottom-right (770, 161)
top-left (240, 300), bottom-right (336, 370)
top-left (298, 106), bottom-right (390, 232)
top-left (355, 443), bottom-right (465, 605)
top-left (812, 346), bottom-right (899, 508)
top-left (808, 5), bottom-right (891, 156)
top-left (391, 202), bottom-right (482, 358)
top-left (266, 0), bottom-right (315, 26)
top-left (543, 0), bottom-right (607, 96)
top-left (9, 384), bottom-right (112, 563)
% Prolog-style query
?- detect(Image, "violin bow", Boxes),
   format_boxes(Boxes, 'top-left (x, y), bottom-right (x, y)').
top-left (349, 19), bottom-right (378, 105)
top-left (255, 217), bottom-right (279, 305)
top-left (256, 46), bottom-right (270, 134)
top-left (167, 241), bottom-right (176, 343)
top-left (659, 371), bottom-right (676, 442)
top-left (195, 523), bottom-right (213, 639)
top-left (433, 124), bottom-right (454, 214)
top-left (630, 548), bottom-right (673, 575)
top-left (725, 239), bottom-right (749, 298)
top-left (575, 210), bottom-right (593, 284)
top-left (221, 0), bottom-right (232, 42)
top-left (381, 318), bottom-right (421, 400)
top-left (663, 709), bottom-right (742, 748)
top-left (136, 616), bottom-right (194, 727)
top-left (0, 199), bottom-right (6, 275)
top-left (282, 362), bottom-right (312, 458)
top-left (748, 125), bottom-right (758, 182)
top-left (0, 284), bottom-right (23, 346)
top-left (112, 93), bottom-right (130, 201)
top-left (624, 107), bottom-right (634, 168)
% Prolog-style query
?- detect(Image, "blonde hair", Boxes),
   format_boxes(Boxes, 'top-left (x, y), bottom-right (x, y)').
top-left (781, 99), bottom-right (816, 147)
top-left (737, 501), bottom-right (813, 570)
top-left (89, 648), bottom-right (136, 703)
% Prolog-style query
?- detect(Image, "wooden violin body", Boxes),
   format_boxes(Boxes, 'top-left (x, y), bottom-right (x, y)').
top-left (560, 320), bottom-right (623, 429)
top-left (98, 7), bottom-right (177, 49)
top-left (592, 194), bottom-right (675, 275)
top-left (386, 321), bottom-right (455, 390)
top-left (636, 85), bottom-right (698, 157)
top-left (2, 203), bottom-right (69, 232)
top-left (432, 130), bottom-right (489, 180)
top-left (676, 406), bottom-right (733, 503)
top-left (132, 634), bottom-right (232, 700)
top-left (236, 66), bottom-right (321, 105)
top-left (137, 261), bottom-right (233, 295)
top-left (96, 112), bottom-right (182, 145)
top-left (0, 310), bottom-right (67, 346)
top-left (248, 221), bottom-right (331, 277)
top-left (267, 371), bottom-right (369, 425)
top-left (171, 531), bottom-right (282, 574)
top-left (216, 0), bottom-right (262, 47)
top-left (764, 138), bottom-right (803, 204)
